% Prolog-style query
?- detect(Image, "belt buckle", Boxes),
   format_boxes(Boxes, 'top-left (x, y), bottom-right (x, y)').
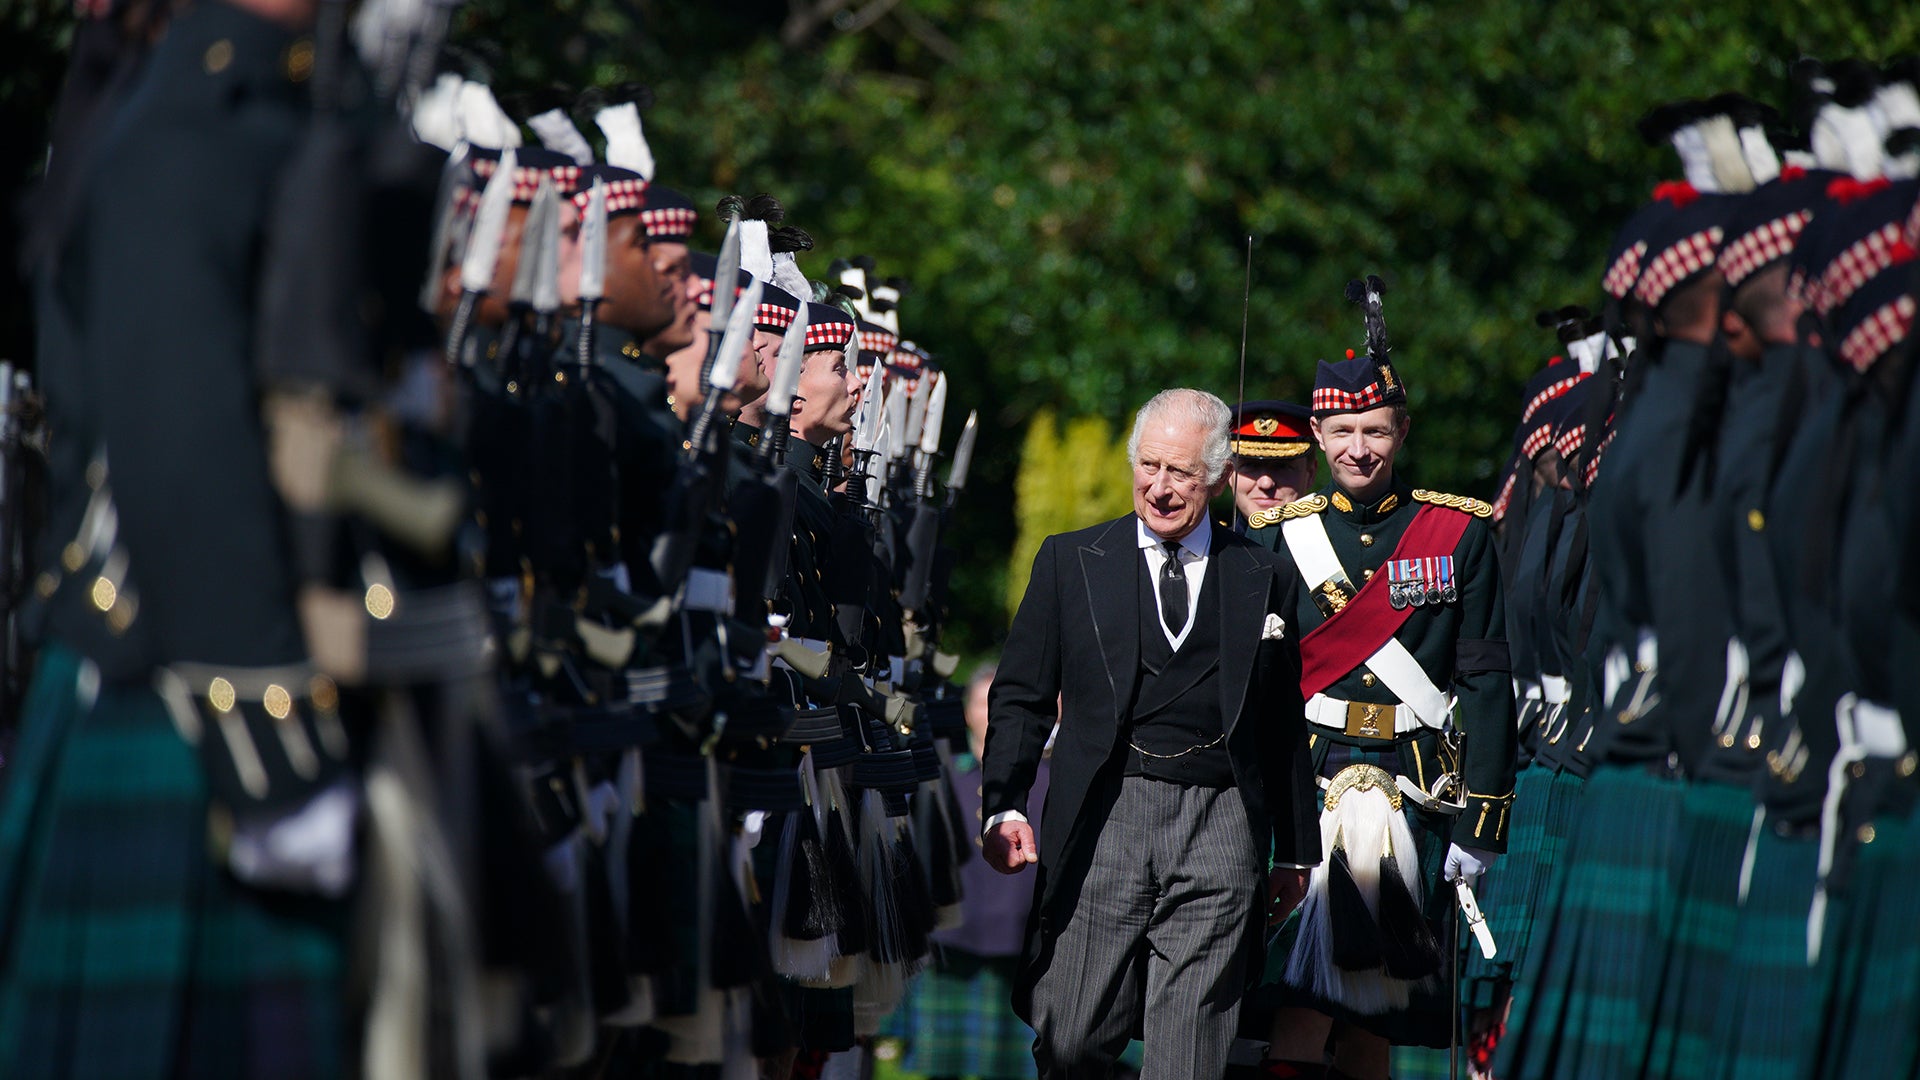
top-left (1345, 701), bottom-right (1393, 741)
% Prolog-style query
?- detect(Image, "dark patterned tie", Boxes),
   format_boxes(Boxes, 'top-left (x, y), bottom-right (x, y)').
top-left (1158, 540), bottom-right (1189, 637)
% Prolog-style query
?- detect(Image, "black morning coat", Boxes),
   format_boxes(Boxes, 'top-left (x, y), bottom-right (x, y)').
top-left (982, 513), bottom-right (1322, 1018)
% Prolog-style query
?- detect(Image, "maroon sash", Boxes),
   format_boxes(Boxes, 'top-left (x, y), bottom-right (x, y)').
top-left (1298, 504), bottom-right (1473, 699)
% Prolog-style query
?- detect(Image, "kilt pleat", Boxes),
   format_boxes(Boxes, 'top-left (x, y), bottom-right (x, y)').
top-left (1805, 797), bottom-right (1920, 1078)
top-left (0, 645), bottom-right (348, 1080)
top-left (1644, 780), bottom-right (1750, 1079)
top-left (1555, 767), bottom-right (1683, 1080)
top-left (1710, 822), bottom-right (1818, 1080)
top-left (1491, 769), bottom-right (1585, 1078)
top-left (1498, 766), bottom-right (1687, 1079)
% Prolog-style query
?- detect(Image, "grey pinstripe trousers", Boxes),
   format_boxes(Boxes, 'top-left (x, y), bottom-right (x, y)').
top-left (1030, 774), bottom-right (1263, 1079)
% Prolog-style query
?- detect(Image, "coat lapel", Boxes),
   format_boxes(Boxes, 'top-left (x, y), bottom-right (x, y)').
top-left (1216, 527), bottom-right (1273, 738)
top-left (1078, 516), bottom-right (1139, 722)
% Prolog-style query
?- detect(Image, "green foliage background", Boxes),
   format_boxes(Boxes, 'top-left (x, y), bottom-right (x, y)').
top-left (7, 0), bottom-right (1919, 660)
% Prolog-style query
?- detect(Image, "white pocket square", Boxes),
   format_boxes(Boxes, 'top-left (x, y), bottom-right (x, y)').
top-left (1261, 613), bottom-right (1287, 640)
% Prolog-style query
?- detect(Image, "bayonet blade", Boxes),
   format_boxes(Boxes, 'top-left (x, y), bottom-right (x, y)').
top-left (528, 179), bottom-right (562, 315)
top-left (459, 147), bottom-right (516, 294)
top-left (710, 217), bottom-right (742, 330)
top-left (707, 278), bottom-right (762, 391)
top-left (577, 178), bottom-right (607, 302)
top-left (902, 373), bottom-right (928, 450)
top-left (885, 380), bottom-right (910, 461)
top-left (505, 176), bottom-right (547, 306)
top-left (918, 372), bottom-right (947, 455)
top-left (947, 410), bottom-right (978, 492)
top-left (853, 365), bottom-right (886, 454)
top-left (767, 301), bottom-right (808, 417)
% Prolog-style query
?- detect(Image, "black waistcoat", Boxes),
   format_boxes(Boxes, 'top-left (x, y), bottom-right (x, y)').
top-left (1126, 550), bottom-right (1233, 787)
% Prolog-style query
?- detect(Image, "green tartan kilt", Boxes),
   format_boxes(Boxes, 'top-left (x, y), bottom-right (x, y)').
top-left (1644, 779), bottom-right (1752, 1079)
top-left (1803, 795), bottom-right (1920, 1077)
top-left (1488, 767), bottom-right (1585, 1073)
top-left (891, 949), bottom-right (1036, 1079)
top-left (1249, 744), bottom-right (1455, 1049)
top-left (1496, 766), bottom-right (1684, 1080)
top-left (1709, 820), bottom-right (1819, 1080)
top-left (0, 644), bottom-right (349, 1080)
top-left (1463, 761), bottom-right (1555, 1004)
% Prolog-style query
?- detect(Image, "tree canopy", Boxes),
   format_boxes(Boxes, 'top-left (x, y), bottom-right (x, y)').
top-left (7, 0), bottom-right (1918, 656)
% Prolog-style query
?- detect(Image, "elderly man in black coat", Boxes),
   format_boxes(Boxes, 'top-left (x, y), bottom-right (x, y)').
top-left (983, 388), bottom-right (1322, 1079)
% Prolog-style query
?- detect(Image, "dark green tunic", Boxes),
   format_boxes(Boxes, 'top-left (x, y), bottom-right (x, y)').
top-left (1256, 476), bottom-right (1517, 849)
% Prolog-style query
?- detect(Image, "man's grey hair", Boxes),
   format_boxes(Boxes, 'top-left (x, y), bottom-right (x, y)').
top-left (1127, 388), bottom-right (1234, 485)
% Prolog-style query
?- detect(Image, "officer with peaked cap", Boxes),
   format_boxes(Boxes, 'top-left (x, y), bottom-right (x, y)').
top-left (1229, 399), bottom-right (1317, 538)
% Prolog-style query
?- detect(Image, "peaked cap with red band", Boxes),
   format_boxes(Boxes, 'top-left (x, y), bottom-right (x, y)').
top-left (1231, 400), bottom-right (1314, 458)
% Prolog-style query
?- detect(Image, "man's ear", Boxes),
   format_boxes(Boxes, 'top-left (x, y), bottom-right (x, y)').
top-left (1310, 416), bottom-right (1327, 451)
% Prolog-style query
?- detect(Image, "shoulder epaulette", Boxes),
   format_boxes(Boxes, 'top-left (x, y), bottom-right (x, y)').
top-left (1248, 493), bottom-right (1328, 529)
top-left (1411, 488), bottom-right (1494, 518)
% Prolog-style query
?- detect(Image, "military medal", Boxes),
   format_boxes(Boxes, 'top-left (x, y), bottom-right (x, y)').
top-left (1438, 556), bottom-right (1458, 604)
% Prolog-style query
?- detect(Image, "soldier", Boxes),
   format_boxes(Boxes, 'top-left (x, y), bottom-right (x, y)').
top-left (1229, 399), bottom-right (1316, 538)
top-left (0, 1), bottom-right (353, 1074)
top-left (1256, 278), bottom-right (1513, 1080)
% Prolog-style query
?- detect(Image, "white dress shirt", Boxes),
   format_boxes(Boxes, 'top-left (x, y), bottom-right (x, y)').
top-left (1137, 517), bottom-right (1212, 650)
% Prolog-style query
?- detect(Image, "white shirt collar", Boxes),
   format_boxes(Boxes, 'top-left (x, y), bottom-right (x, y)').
top-left (1135, 516), bottom-right (1213, 559)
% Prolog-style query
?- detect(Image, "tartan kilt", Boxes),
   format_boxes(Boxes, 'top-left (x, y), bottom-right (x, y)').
top-left (0, 644), bottom-right (349, 1080)
top-left (1644, 779), bottom-right (1751, 1079)
top-left (1488, 767), bottom-right (1586, 1076)
top-left (1803, 795), bottom-right (1920, 1077)
top-left (1463, 762), bottom-right (1554, 1004)
top-left (1495, 767), bottom-right (1683, 1080)
top-left (1709, 821), bottom-right (1819, 1080)
top-left (1250, 744), bottom-right (1454, 1048)
top-left (893, 949), bottom-right (1035, 1079)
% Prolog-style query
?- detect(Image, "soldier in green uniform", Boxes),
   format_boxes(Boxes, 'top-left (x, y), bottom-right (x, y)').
top-left (1229, 399), bottom-right (1315, 540)
top-left (1522, 108), bottom-right (1752, 1074)
top-left (1256, 279), bottom-right (1514, 1080)
top-left (0, 1), bottom-right (354, 1074)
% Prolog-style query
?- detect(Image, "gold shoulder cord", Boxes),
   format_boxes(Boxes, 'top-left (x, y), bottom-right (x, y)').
top-left (1411, 489), bottom-right (1494, 518)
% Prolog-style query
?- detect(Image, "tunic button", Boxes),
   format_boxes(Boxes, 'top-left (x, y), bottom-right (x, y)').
top-left (1359, 533), bottom-right (1375, 547)
top-left (1361, 673), bottom-right (1377, 688)
top-left (1362, 568), bottom-right (1374, 581)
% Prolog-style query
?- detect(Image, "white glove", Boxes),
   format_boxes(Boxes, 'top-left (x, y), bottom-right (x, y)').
top-left (1444, 842), bottom-right (1496, 885)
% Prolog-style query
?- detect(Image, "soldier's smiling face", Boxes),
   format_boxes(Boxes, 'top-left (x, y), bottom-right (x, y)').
top-left (1133, 419), bottom-right (1227, 541)
top-left (1313, 405), bottom-right (1408, 503)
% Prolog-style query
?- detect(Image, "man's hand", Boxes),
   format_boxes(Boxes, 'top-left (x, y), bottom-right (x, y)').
top-left (1268, 867), bottom-right (1310, 926)
top-left (984, 820), bottom-right (1040, 874)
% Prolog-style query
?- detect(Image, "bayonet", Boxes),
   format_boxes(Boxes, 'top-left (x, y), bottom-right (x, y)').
top-left (683, 278), bottom-right (762, 455)
top-left (444, 146), bottom-right (516, 367)
top-left (761, 301), bottom-right (808, 462)
top-left (492, 173), bottom-right (552, 378)
top-left (528, 179), bottom-right (562, 327)
top-left (700, 218), bottom-right (743, 386)
top-left (575, 177), bottom-right (607, 368)
top-left (913, 372), bottom-right (946, 499)
top-left (946, 409), bottom-right (978, 502)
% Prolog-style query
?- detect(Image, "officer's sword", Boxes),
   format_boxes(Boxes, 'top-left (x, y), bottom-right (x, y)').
top-left (1233, 233), bottom-right (1252, 532)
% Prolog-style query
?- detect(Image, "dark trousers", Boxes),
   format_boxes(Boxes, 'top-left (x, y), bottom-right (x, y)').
top-left (1030, 775), bottom-right (1262, 1079)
